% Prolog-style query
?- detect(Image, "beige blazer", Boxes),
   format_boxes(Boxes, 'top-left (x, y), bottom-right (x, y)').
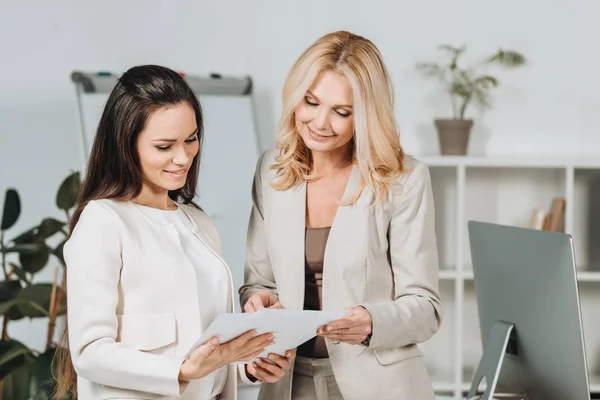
top-left (64, 199), bottom-right (253, 400)
top-left (239, 149), bottom-right (444, 400)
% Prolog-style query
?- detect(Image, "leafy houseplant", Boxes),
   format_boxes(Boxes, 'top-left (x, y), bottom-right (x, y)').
top-left (0, 172), bottom-right (80, 400)
top-left (416, 44), bottom-right (526, 155)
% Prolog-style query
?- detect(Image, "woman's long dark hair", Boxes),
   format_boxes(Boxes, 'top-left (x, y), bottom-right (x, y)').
top-left (53, 65), bottom-right (204, 399)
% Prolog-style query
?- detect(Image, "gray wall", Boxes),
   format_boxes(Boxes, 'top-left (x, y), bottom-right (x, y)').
top-left (1, 0), bottom-right (599, 360)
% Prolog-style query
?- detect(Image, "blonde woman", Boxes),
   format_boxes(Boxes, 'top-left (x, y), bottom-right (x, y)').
top-left (239, 31), bottom-right (444, 400)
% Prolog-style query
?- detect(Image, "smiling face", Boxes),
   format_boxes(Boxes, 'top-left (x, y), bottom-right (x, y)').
top-left (136, 101), bottom-right (199, 194)
top-left (294, 70), bottom-right (355, 156)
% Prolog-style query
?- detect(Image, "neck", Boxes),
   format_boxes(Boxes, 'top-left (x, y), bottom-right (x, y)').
top-left (311, 144), bottom-right (353, 178)
top-left (132, 183), bottom-right (175, 210)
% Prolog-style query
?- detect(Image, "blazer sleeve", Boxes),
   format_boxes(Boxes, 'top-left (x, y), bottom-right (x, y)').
top-left (238, 151), bottom-right (279, 309)
top-left (362, 163), bottom-right (444, 349)
top-left (236, 364), bottom-right (261, 386)
top-left (64, 201), bottom-right (188, 397)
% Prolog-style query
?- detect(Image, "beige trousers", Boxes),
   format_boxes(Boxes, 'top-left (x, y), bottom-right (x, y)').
top-left (291, 357), bottom-right (343, 400)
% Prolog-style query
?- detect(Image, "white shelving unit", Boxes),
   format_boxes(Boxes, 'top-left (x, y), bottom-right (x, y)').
top-left (416, 155), bottom-right (600, 399)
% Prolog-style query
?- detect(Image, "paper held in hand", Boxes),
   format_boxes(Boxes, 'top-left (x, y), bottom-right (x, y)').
top-left (185, 308), bottom-right (345, 363)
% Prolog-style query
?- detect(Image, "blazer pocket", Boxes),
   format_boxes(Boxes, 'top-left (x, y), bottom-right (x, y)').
top-left (373, 344), bottom-right (421, 366)
top-left (116, 313), bottom-right (177, 355)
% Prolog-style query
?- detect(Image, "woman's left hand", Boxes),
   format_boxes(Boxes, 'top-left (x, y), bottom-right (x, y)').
top-left (317, 306), bottom-right (372, 345)
top-left (245, 350), bottom-right (296, 383)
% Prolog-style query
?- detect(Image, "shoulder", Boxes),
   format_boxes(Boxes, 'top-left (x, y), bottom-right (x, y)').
top-left (77, 199), bottom-right (124, 226)
top-left (65, 200), bottom-right (125, 255)
top-left (261, 147), bottom-right (279, 163)
top-left (69, 199), bottom-right (128, 241)
top-left (256, 148), bottom-right (279, 179)
top-left (395, 155), bottom-right (431, 191)
top-left (386, 155), bottom-right (432, 208)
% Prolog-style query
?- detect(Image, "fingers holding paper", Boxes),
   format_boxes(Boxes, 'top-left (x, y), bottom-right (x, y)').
top-left (244, 291), bottom-right (283, 312)
top-left (246, 349), bottom-right (296, 383)
top-left (222, 329), bottom-right (276, 362)
top-left (317, 306), bottom-right (372, 345)
top-left (179, 330), bottom-right (274, 381)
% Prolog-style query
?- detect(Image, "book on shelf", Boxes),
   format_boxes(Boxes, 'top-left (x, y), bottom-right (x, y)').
top-left (530, 197), bottom-right (565, 232)
top-left (530, 209), bottom-right (547, 230)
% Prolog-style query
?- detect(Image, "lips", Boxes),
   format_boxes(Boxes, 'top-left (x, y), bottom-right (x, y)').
top-left (307, 125), bottom-right (333, 139)
top-left (164, 168), bottom-right (188, 177)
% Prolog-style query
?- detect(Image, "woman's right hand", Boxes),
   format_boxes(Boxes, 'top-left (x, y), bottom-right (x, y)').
top-left (178, 329), bottom-right (274, 381)
top-left (244, 291), bottom-right (282, 312)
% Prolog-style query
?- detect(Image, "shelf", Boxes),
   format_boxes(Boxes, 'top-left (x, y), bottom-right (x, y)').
top-left (439, 269), bottom-right (459, 280)
top-left (420, 281), bottom-right (456, 393)
top-left (423, 153), bottom-right (600, 398)
top-left (438, 269), bottom-right (600, 282)
top-left (432, 381), bottom-right (457, 392)
top-left (418, 155), bottom-right (600, 169)
top-left (457, 376), bottom-right (600, 394)
top-left (591, 374), bottom-right (600, 393)
top-left (577, 271), bottom-right (600, 282)
top-left (573, 169), bottom-right (600, 271)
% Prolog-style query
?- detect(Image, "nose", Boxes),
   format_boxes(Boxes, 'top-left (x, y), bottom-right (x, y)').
top-left (314, 108), bottom-right (330, 131)
top-left (172, 145), bottom-right (191, 166)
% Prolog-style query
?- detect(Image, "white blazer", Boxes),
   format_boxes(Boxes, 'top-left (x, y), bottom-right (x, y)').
top-left (64, 199), bottom-right (254, 400)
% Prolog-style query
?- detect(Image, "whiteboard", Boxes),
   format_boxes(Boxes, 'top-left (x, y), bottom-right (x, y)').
top-left (71, 72), bottom-right (261, 314)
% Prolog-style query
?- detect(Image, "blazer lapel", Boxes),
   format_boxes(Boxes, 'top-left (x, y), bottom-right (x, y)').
top-left (270, 181), bottom-right (306, 310)
top-left (325, 163), bottom-right (362, 247)
top-left (322, 165), bottom-right (369, 310)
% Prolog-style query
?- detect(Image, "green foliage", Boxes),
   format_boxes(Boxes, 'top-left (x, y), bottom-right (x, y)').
top-left (0, 171), bottom-right (81, 399)
top-left (416, 44), bottom-right (527, 119)
top-left (0, 191), bottom-right (20, 231)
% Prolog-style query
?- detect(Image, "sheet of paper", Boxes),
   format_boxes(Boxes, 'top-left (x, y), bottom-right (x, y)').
top-left (185, 308), bottom-right (345, 362)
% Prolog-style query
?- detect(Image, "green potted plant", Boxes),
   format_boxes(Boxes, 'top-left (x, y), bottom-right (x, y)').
top-left (416, 44), bottom-right (526, 155)
top-left (0, 171), bottom-right (80, 400)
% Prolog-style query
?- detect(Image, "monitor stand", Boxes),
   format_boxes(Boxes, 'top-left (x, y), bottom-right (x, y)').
top-left (467, 321), bottom-right (528, 400)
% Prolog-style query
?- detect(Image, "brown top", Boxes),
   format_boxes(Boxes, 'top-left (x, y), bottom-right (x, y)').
top-left (297, 226), bottom-right (331, 358)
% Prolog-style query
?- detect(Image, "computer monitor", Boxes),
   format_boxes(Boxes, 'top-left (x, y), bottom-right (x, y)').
top-left (466, 221), bottom-right (590, 400)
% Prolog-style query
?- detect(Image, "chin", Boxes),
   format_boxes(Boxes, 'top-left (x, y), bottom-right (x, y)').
top-left (160, 179), bottom-right (187, 191)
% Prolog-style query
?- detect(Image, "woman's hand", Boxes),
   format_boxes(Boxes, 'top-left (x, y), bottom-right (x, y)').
top-left (317, 306), bottom-right (372, 345)
top-left (245, 349), bottom-right (296, 383)
top-left (179, 329), bottom-right (274, 381)
top-left (243, 291), bottom-right (283, 312)
top-left (243, 291), bottom-right (296, 382)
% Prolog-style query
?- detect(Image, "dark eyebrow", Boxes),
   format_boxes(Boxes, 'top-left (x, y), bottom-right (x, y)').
top-left (306, 90), bottom-right (353, 109)
top-left (153, 128), bottom-right (199, 142)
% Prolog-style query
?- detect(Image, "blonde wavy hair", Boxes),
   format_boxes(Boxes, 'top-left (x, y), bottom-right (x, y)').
top-left (271, 30), bottom-right (405, 204)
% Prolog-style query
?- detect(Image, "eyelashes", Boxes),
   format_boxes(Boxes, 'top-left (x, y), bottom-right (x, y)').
top-left (305, 98), bottom-right (318, 107)
top-left (156, 136), bottom-right (198, 151)
top-left (304, 97), bottom-right (351, 118)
